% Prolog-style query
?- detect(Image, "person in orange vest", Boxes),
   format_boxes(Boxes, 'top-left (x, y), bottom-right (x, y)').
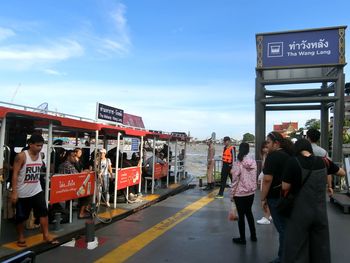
top-left (216, 136), bottom-right (236, 198)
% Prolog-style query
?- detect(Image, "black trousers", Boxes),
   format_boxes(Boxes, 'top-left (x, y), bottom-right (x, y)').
top-left (234, 194), bottom-right (256, 240)
top-left (218, 162), bottom-right (232, 195)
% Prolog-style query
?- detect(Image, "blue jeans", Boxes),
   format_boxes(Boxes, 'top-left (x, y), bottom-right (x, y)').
top-left (267, 198), bottom-right (286, 261)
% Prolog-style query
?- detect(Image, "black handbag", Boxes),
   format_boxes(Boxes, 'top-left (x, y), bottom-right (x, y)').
top-left (276, 157), bottom-right (314, 217)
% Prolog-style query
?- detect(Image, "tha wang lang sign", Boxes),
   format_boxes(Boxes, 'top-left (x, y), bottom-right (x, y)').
top-left (257, 27), bottom-right (346, 68)
top-left (97, 103), bottom-right (124, 123)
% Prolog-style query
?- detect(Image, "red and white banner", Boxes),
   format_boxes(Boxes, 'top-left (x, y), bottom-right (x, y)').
top-left (154, 163), bottom-right (168, 180)
top-left (50, 172), bottom-right (95, 204)
top-left (117, 166), bottom-right (141, 190)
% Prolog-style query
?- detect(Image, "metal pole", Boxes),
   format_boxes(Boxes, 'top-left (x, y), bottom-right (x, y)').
top-left (92, 130), bottom-right (99, 214)
top-left (139, 136), bottom-right (143, 193)
top-left (166, 138), bottom-right (170, 187)
top-left (0, 117), bottom-right (7, 234)
top-left (320, 82), bottom-right (329, 152)
top-left (332, 69), bottom-right (345, 164)
top-left (114, 132), bottom-right (121, 207)
top-left (152, 137), bottom-right (155, 194)
top-left (183, 139), bottom-right (187, 178)
top-left (45, 122), bottom-right (53, 206)
top-left (174, 139), bottom-right (178, 183)
top-left (255, 71), bottom-right (266, 161)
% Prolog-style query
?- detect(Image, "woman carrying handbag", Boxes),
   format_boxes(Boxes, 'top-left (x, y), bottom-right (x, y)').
top-left (282, 139), bottom-right (345, 263)
top-left (230, 142), bottom-right (257, 245)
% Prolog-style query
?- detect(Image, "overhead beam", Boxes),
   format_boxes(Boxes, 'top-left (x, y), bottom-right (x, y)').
top-left (261, 96), bottom-right (339, 104)
top-left (265, 105), bottom-right (321, 111)
top-left (264, 87), bottom-right (335, 97)
top-left (261, 76), bottom-right (339, 85)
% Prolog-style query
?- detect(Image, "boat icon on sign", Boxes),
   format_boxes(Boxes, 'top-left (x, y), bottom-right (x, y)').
top-left (267, 42), bottom-right (283, 57)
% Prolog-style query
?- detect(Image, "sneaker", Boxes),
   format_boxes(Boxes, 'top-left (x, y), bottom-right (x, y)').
top-left (269, 216), bottom-right (273, 221)
top-left (257, 217), bottom-right (271, 225)
top-left (106, 201), bottom-right (110, 207)
top-left (215, 194), bottom-right (224, 199)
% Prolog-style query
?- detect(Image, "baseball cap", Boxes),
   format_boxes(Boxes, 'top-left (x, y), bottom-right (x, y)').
top-left (100, 148), bottom-right (107, 153)
top-left (223, 136), bottom-right (231, 141)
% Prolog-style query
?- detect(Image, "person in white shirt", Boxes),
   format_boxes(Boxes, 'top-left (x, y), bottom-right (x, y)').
top-left (11, 134), bottom-right (58, 247)
top-left (306, 128), bottom-right (328, 157)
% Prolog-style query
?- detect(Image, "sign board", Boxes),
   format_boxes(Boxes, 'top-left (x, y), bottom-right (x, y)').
top-left (131, 138), bottom-right (139, 151)
top-left (256, 26), bottom-right (346, 68)
top-left (50, 172), bottom-right (95, 204)
top-left (123, 113), bottom-right (145, 128)
top-left (97, 103), bottom-right (124, 123)
top-left (171, 132), bottom-right (187, 140)
top-left (122, 138), bottom-right (139, 151)
top-left (117, 166), bottom-right (141, 189)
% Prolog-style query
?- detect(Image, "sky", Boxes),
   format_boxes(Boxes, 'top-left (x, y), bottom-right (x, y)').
top-left (0, 0), bottom-right (349, 140)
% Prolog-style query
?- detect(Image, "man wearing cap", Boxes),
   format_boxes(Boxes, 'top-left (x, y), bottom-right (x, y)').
top-left (216, 136), bottom-right (236, 198)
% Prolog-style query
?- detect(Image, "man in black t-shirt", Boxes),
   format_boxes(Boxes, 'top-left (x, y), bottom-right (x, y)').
top-left (260, 132), bottom-right (290, 263)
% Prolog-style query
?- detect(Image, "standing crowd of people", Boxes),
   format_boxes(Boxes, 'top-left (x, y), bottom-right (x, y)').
top-left (205, 129), bottom-right (345, 263)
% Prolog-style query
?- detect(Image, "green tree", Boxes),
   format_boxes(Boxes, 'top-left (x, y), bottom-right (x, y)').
top-left (305, 119), bottom-right (320, 130)
top-left (242, 133), bottom-right (255, 142)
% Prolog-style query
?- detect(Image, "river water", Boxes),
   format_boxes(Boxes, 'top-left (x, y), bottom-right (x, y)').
top-left (184, 143), bottom-right (256, 178)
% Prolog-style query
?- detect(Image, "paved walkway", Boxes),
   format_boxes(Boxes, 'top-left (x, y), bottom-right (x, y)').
top-left (32, 186), bottom-right (350, 263)
top-left (0, 178), bottom-right (191, 262)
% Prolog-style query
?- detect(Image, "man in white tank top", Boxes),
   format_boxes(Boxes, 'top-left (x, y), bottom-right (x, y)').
top-left (11, 134), bottom-right (58, 247)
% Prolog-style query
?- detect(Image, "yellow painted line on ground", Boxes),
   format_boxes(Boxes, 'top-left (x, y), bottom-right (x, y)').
top-left (142, 194), bottom-right (160, 201)
top-left (99, 208), bottom-right (128, 219)
top-left (95, 192), bottom-right (217, 263)
top-left (2, 233), bottom-right (58, 251)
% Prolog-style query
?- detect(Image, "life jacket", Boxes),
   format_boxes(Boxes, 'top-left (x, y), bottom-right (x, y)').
top-left (222, 146), bottom-right (234, 163)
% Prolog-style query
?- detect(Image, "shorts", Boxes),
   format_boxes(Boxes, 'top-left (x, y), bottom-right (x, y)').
top-left (15, 191), bottom-right (48, 224)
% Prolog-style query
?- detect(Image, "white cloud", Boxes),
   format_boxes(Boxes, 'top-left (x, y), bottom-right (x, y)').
top-left (0, 39), bottom-right (84, 70)
top-left (0, 27), bottom-right (15, 41)
top-left (43, 68), bottom-right (66, 76)
top-left (98, 3), bottom-right (131, 55)
top-left (0, 39), bottom-right (83, 60)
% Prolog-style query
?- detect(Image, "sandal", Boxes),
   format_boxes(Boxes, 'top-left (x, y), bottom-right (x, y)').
top-left (45, 239), bottom-right (60, 245)
top-left (77, 214), bottom-right (91, 219)
top-left (17, 240), bottom-right (27, 247)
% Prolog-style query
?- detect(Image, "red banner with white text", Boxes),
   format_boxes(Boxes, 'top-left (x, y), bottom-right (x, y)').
top-left (154, 163), bottom-right (168, 180)
top-left (117, 166), bottom-right (142, 190)
top-left (50, 172), bottom-right (95, 204)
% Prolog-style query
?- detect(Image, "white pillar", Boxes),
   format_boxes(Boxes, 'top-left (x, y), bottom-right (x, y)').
top-left (114, 132), bottom-right (121, 208)
top-left (166, 138), bottom-right (170, 187)
top-left (174, 139), bottom-right (178, 183)
top-left (151, 137), bottom-right (156, 194)
top-left (138, 136), bottom-right (144, 193)
top-left (0, 117), bottom-right (7, 234)
top-left (45, 122), bottom-right (53, 206)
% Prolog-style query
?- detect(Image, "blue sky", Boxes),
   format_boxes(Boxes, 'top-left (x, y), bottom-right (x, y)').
top-left (0, 0), bottom-right (349, 140)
